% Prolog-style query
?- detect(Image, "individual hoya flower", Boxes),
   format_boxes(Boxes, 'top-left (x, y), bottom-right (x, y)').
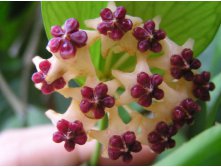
top-left (97, 6), bottom-right (133, 40)
top-left (80, 82), bottom-right (115, 119)
top-left (133, 20), bottom-right (166, 53)
top-left (48, 18), bottom-right (88, 59)
top-left (146, 37), bottom-right (195, 83)
top-left (85, 2), bottom-right (142, 57)
top-left (170, 48), bottom-right (201, 81)
top-left (130, 72), bottom-right (164, 107)
top-left (53, 119), bottom-right (87, 152)
top-left (88, 106), bottom-right (143, 162)
top-left (147, 121), bottom-right (177, 153)
top-left (193, 71), bottom-right (215, 101)
top-left (112, 53), bottom-right (172, 107)
top-left (46, 100), bottom-right (98, 151)
top-left (108, 131), bottom-right (142, 162)
top-left (31, 59), bottom-right (66, 94)
top-left (172, 98), bottom-right (201, 127)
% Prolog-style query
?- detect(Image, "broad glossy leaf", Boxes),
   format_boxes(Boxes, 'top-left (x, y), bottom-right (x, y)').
top-left (154, 124), bottom-right (221, 165)
top-left (210, 27), bottom-right (221, 77)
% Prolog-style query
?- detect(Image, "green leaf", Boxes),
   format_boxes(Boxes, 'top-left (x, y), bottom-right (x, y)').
top-left (154, 124), bottom-right (221, 165)
top-left (210, 27), bottom-right (221, 77)
top-left (206, 72), bottom-right (221, 127)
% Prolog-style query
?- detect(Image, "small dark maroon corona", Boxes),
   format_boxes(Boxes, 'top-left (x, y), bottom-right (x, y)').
top-left (80, 83), bottom-right (115, 119)
top-left (32, 60), bottom-right (66, 94)
top-left (97, 6), bottom-right (133, 40)
top-left (170, 48), bottom-right (201, 81)
top-left (130, 72), bottom-right (164, 107)
top-left (133, 20), bottom-right (166, 53)
top-left (193, 71), bottom-right (215, 101)
top-left (148, 122), bottom-right (177, 153)
top-left (172, 98), bottom-right (201, 127)
top-left (48, 18), bottom-right (88, 59)
top-left (53, 119), bottom-right (87, 152)
top-left (108, 131), bottom-right (142, 162)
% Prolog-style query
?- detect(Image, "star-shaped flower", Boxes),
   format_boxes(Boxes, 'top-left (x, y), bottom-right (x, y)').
top-left (88, 106), bottom-right (143, 162)
top-left (112, 54), bottom-right (190, 131)
top-left (32, 58), bottom-right (67, 94)
top-left (46, 100), bottom-right (98, 151)
top-left (112, 53), bottom-right (185, 108)
top-left (146, 37), bottom-right (195, 83)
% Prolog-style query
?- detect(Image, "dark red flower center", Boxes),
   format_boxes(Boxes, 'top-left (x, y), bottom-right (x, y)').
top-left (133, 20), bottom-right (166, 53)
top-left (53, 119), bottom-right (87, 152)
top-left (80, 83), bottom-right (115, 119)
top-left (31, 60), bottom-right (66, 94)
top-left (97, 6), bottom-right (133, 40)
top-left (170, 48), bottom-right (201, 81)
top-left (48, 18), bottom-right (88, 59)
top-left (130, 72), bottom-right (164, 107)
top-left (108, 131), bottom-right (142, 162)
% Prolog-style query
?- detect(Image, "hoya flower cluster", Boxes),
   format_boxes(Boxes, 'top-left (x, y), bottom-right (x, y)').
top-left (32, 2), bottom-right (215, 163)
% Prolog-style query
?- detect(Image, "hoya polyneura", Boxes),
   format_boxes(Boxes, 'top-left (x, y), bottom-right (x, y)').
top-left (32, 2), bottom-right (215, 163)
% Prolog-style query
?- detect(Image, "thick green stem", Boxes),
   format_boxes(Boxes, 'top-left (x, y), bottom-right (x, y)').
top-left (89, 114), bottom-right (108, 165)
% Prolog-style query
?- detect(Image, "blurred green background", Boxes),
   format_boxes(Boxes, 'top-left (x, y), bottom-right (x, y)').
top-left (0, 1), bottom-right (221, 165)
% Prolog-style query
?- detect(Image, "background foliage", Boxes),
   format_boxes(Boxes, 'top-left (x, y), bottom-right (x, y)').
top-left (0, 1), bottom-right (221, 165)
